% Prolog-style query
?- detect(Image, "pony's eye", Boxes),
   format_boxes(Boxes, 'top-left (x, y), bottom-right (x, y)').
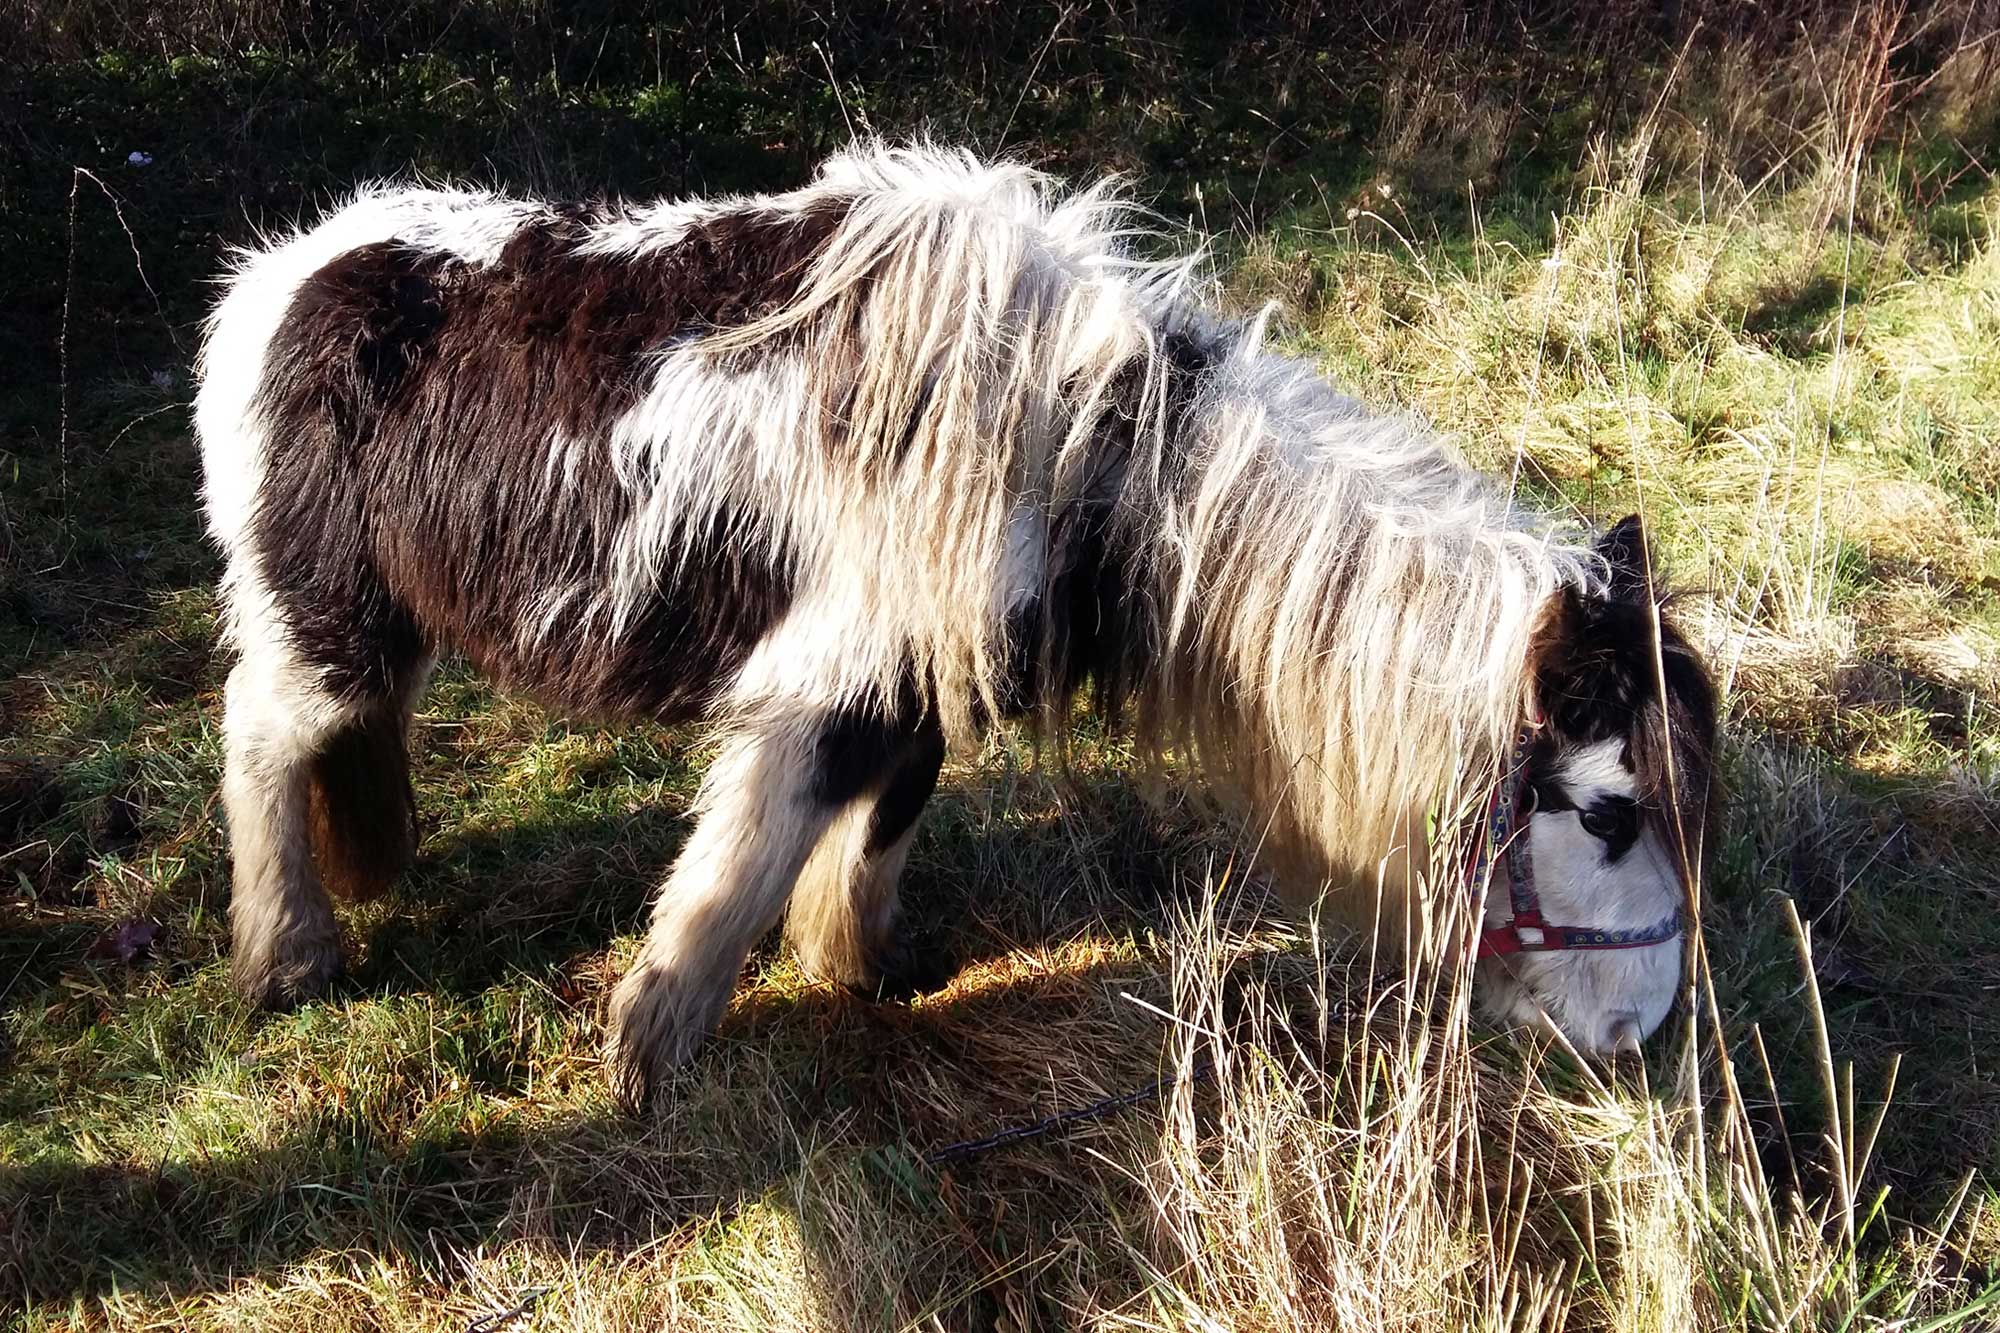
top-left (1579, 803), bottom-right (1635, 841)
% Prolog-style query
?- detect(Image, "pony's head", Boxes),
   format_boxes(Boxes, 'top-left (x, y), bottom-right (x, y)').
top-left (1473, 515), bottom-right (1718, 1056)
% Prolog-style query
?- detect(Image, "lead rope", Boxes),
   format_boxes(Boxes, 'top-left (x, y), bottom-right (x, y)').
top-left (923, 1056), bottom-right (1216, 1167)
top-left (462, 1067), bottom-right (1215, 1326)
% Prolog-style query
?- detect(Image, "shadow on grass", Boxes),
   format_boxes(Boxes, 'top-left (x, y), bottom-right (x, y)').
top-left (2, 730), bottom-right (1997, 1314)
top-left (348, 753), bottom-right (1208, 1000)
top-left (1705, 737), bottom-right (2000, 1217)
top-left (1740, 272), bottom-right (1863, 357)
top-left (0, 941), bottom-right (1190, 1318)
top-left (0, 400), bottom-right (216, 701)
top-left (0, 761), bottom-right (1221, 1315)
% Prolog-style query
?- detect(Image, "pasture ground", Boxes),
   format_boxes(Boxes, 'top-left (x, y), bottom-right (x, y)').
top-left (5, 7), bottom-right (2000, 1328)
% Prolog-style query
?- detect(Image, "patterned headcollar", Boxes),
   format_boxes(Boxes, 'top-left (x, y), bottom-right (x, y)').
top-left (1470, 725), bottom-right (1684, 959)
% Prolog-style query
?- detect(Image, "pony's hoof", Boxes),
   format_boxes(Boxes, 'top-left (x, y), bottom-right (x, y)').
top-left (604, 960), bottom-right (722, 1112)
top-left (231, 932), bottom-right (342, 1009)
top-left (843, 938), bottom-right (954, 1002)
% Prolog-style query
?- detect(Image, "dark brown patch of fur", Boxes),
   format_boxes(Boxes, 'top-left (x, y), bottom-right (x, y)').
top-left (307, 710), bottom-right (417, 900)
top-left (1002, 325), bottom-right (1227, 725)
top-left (866, 717), bottom-right (946, 856)
top-left (249, 195), bottom-right (852, 714)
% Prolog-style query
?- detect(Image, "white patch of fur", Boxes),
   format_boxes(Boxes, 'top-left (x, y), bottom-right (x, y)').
top-left (213, 564), bottom-right (366, 1003)
top-left (1477, 738), bottom-right (1684, 1052)
top-left (1549, 738), bottom-right (1638, 804)
top-left (394, 189), bottom-right (546, 266)
top-left (572, 200), bottom-right (719, 257)
top-left (603, 719), bottom-right (836, 1103)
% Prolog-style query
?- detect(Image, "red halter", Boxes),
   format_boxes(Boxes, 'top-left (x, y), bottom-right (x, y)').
top-left (1470, 725), bottom-right (1685, 959)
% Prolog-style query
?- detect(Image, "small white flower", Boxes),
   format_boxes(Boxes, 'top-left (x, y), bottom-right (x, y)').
top-left (1377, 182), bottom-right (1394, 198)
top-left (128, 151), bottom-right (153, 166)
top-left (1345, 207), bottom-right (1360, 220)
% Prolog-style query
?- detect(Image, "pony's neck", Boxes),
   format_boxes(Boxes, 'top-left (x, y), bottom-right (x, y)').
top-left (1125, 336), bottom-right (1592, 887)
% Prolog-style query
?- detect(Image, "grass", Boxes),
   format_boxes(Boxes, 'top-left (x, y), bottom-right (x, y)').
top-left (6, 8), bottom-right (2000, 1328)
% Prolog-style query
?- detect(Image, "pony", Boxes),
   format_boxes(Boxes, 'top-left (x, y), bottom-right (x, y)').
top-left (195, 144), bottom-right (1718, 1107)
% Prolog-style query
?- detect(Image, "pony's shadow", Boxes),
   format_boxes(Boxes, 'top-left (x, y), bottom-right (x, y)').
top-left (0, 743), bottom-right (1242, 1316)
top-left (348, 802), bottom-right (687, 1001)
top-left (0, 938), bottom-right (1200, 1320)
top-left (352, 760), bottom-right (1209, 1006)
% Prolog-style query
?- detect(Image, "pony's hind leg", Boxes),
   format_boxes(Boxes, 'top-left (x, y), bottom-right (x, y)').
top-left (304, 700), bottom-right (421, 905)
top-left (221, 639), bottom-right (358, 1007)
top-left (222, 601), bottom-right (425, 1008)
top-left (784, 714), bottom-right (947, 998)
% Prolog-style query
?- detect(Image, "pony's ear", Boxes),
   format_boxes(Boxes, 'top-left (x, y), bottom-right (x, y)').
top-left (1529, 517), bottom-right (1670, 734)
top-left (1595, 514), bottom-right (1651, 603)
top-left (1528, 584), bottom-right (1586, 730)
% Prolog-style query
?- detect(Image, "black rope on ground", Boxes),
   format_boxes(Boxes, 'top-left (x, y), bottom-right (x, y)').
top-left (465, 1286), bottom-right (550, 1332)
top-left (923, 1057), bottom-right (1216, 1168)
top-left (455, 1063), bottom-right (1214, 1328)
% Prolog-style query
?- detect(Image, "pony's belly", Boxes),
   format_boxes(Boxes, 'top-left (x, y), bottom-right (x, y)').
top-left (378, 503), bottom-right (796, 724)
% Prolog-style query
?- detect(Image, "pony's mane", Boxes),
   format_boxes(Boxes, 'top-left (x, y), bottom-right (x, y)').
top-left (1128, 329), bottom-right (1601, 887)
top-left (593, 146), bottom-right (1186, 731)
top-left (641, 141), bottom-right (1607, 884)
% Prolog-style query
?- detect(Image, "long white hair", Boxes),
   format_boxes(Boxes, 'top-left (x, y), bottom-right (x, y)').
top-left (651, 143), bottom-right (1601, 890)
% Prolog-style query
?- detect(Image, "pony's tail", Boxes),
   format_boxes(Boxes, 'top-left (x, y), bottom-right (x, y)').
top-left (305, 710), bottom-right (417, 901)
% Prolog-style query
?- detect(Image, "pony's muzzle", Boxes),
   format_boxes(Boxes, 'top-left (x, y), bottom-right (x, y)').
top-left (1607, 1012), bottom-right (1644, 1057)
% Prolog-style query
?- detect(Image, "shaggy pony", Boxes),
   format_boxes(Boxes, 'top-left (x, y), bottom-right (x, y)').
top-left (196, 144), bottom-right (1716, 1105)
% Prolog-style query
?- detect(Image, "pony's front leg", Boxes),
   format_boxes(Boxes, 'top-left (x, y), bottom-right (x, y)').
top-left (604, 720), bottom-right (835, 1109)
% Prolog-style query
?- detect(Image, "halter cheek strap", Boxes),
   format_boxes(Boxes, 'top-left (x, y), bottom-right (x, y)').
top-left (1470, 725), bottom-right (1685, 960)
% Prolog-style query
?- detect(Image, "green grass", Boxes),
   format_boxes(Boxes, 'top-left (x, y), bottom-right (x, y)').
top-left (6, 14), bottom-right (2000, 1329)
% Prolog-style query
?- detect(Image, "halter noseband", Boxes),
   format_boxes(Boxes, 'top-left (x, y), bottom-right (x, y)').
top-left (1470, 725), bottom-right (1685, 959)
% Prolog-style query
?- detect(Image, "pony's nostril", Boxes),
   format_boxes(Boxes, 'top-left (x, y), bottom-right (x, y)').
top-left (1607, 1012), bottom-right (1643, 1056)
